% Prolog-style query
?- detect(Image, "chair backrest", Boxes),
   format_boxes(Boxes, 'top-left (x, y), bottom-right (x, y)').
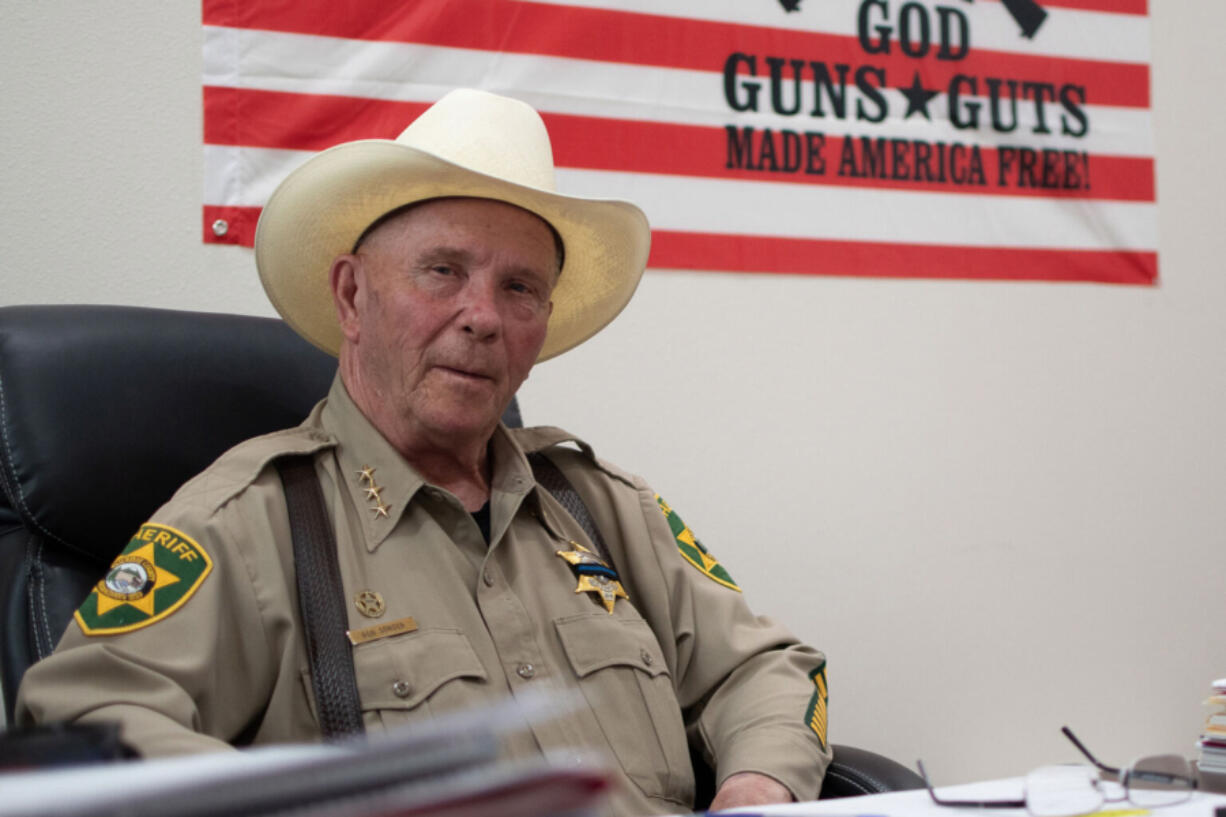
top-left (0, 305), bottom-right (339, 724)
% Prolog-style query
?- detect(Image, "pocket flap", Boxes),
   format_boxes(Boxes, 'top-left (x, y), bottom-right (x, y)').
top-left (352, 628), bottom-right (487, 710)
top-left (554, 614), bottom-right (669, 679)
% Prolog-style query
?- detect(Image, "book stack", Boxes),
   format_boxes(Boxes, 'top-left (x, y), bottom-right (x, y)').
top-left (1199, 677), bottom-right (1226, 784)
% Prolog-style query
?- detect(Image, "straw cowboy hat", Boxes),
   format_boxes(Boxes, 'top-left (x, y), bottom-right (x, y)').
top-left (255, 88), bottom-right (651, 361)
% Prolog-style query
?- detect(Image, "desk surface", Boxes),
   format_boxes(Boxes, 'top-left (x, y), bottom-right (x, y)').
top-left (736, 777), bottom-right (1226, 817)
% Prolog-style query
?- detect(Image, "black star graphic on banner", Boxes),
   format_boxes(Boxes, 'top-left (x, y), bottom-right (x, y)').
top-left (778, 0), bottom-right (801, 11)
top-left (900, 72), bottom-right (940, 121)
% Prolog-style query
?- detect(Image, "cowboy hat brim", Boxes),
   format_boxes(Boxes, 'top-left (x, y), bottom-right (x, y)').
top-left (255, 139), bottom-right (651, 362)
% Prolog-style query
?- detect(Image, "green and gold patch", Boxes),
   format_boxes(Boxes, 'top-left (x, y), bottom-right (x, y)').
top-left (805, 662), bottom-right (829, 749)
top-left (655, 494), bottom-right (739, 592)
top-left (74, 523), bottom-right (213, 636)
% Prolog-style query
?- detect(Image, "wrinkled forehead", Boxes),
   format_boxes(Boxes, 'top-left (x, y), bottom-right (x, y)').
top-left (352, 196), bottom-right (566, 275)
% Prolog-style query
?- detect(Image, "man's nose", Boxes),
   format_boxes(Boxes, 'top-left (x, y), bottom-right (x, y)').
top-left (459, 281), bottom-right (502, 340)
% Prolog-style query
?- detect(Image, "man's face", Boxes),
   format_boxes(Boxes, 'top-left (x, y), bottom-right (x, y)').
top-left (337, 198), bottom-right (557, 448)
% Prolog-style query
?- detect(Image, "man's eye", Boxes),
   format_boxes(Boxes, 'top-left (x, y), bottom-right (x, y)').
top-left (431, 265), bottom-right (454, 276)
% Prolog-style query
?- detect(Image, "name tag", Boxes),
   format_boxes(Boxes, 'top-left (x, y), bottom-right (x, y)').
top-left (346, 616), bottom-right (418, 646)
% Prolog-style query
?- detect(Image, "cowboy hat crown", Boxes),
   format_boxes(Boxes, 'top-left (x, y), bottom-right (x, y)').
top-left (255, 88), bottom-right (651, 361)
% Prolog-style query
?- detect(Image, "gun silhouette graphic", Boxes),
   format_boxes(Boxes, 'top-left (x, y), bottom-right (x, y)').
top-left (1001, 0), bottom-right (1047, 38)
top-left (962, 0), bottom-right (1047, 39)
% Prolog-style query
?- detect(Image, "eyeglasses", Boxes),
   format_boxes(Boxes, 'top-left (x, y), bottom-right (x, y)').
top-left (917, 726), bottom-right (1199, 817)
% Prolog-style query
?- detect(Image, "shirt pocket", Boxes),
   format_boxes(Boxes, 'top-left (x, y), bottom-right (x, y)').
top-left (555, 613), bottom-right (694, 805)
top-left (348, 627), bottom-right (489, 731)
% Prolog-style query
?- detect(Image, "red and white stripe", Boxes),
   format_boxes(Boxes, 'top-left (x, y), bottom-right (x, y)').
top-left (202, 0), bottom-right (1156, 284)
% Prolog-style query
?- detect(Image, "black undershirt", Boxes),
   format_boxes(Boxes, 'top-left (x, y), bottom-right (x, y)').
top-left (471, 502), bottom-right (491, 544)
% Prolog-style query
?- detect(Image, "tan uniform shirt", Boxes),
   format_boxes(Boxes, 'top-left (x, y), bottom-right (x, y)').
top-left (18, 378), bottom-right (830, 815)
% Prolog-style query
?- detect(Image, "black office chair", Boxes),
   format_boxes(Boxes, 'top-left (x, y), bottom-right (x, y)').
top-left (0, 304), bottom-right (921, 797)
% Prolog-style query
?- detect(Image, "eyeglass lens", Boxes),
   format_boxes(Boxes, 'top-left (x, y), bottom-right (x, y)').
top-left (1124, 754), bottom-right (1196, 807)
top-left (1025, 766), bottom-right (1103, 817)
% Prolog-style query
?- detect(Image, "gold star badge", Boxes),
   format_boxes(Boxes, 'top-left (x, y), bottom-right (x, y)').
top-left (576, 573), bottom-right (629, 614)
top-left (556, 542), bottom-right (628, 614)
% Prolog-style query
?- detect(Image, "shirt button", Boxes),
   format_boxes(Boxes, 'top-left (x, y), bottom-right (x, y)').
top-left (640, 649), bottom-right (654, 666)
top-left (392, 680), bottom-right (411, 698)
top-left (483, 569), bottom-right (494, 587)
top-left (516, 663), bottom-right (536, 680)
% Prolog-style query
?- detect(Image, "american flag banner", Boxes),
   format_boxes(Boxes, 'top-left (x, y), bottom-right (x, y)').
top-left (202, 0), bottom-right (1155, 284)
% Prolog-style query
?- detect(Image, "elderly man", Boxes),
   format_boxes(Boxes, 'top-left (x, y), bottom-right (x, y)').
top-left (18, 89), bottom-right (830, 815)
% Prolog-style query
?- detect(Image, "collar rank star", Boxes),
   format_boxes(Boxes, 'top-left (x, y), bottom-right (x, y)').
top-left (74, 523), bottom-right (213, 636)
top-left (356, 464), bottom-right (390, 519)
top-left (556, 541), bottom-right (627, 614)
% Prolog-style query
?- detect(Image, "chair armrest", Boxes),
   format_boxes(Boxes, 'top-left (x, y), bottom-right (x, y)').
top-left (819, 744), bottom-right (926, 799)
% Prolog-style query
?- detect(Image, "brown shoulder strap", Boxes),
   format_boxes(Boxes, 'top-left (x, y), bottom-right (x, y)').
top-left (526, 452), bottom-right (616, 570)
top-left (275, 454), bottom-right (365, 739)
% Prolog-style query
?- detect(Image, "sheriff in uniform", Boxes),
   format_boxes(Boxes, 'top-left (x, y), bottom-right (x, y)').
top-left (17, 89), bottom-right (831, 816)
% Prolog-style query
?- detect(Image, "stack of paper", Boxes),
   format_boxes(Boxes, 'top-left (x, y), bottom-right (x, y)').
top-left (0, 692), bottom-right (611, 817)
top-left (1198, 677), bottom-right (1226, 776)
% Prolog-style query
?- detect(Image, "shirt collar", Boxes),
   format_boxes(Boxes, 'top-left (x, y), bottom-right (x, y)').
top-left (320, 375), bottom-right (537, 551)
top-left (321, 375), bottom-right (425, 551)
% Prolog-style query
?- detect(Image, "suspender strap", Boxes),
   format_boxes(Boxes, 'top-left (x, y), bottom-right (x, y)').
top-left (526, 452), bottom-right (614, 567)
top-left (275, 454), bottom-right (366, 739)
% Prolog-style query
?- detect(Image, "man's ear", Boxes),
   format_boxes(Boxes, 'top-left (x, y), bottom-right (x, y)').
top-left (330, 254), bottom-right (362, 343)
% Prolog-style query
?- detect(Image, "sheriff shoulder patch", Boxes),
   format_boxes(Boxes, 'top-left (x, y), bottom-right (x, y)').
top-left (74, 523), bottom-right (213, 636)
top-left (655, 494), bottom-right (739, 592)
top-left (805, 662), bottom-right (829, 749)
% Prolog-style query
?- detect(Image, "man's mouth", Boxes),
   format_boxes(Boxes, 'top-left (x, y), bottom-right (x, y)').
top-left (435, 365), bottom-right (492, 382)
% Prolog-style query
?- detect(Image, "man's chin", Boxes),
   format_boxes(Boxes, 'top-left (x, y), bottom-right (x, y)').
top-left (412, 404), bottom-right (503, 442)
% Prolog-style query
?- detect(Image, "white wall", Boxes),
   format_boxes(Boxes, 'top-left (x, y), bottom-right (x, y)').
top-left (3, 2), bottom-right (1222, 784)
